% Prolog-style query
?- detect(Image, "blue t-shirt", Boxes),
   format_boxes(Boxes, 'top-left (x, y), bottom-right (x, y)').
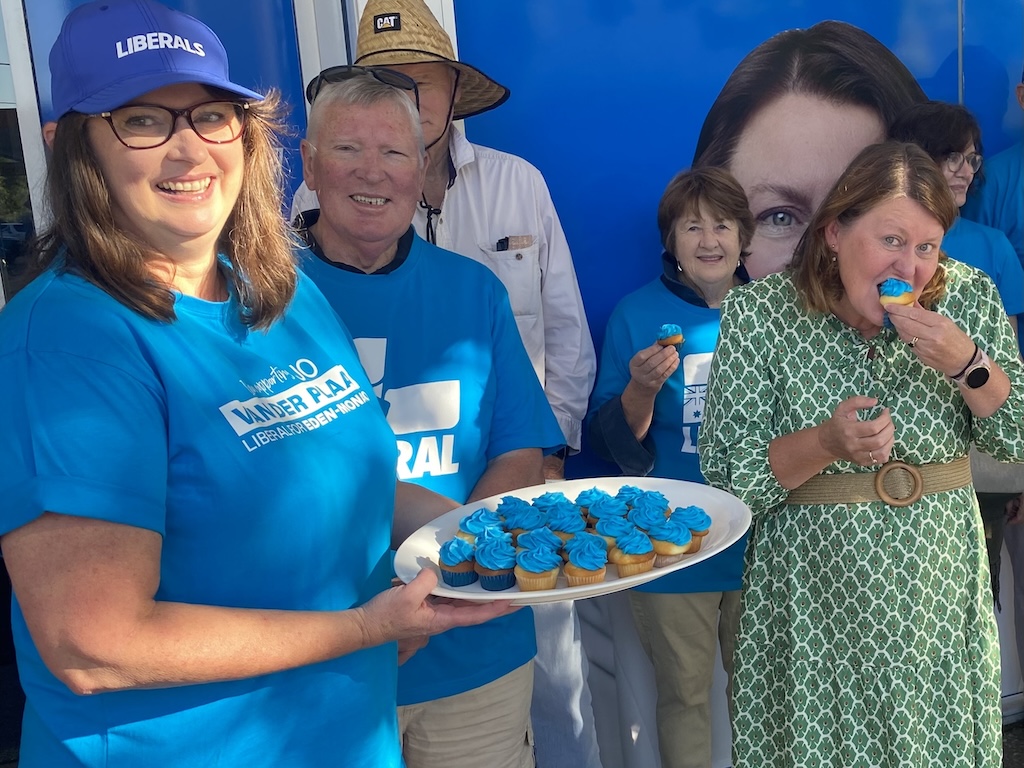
top-left (962, 142), bottom-right (1024, 263)
top-left (942, 215), bottom-right (1024, 356)
top-left (942, 217), bottom-right (1024, 315)
top-left (588, 277), bottom-right (746, 593)
top-left (0, 265), bottom-right (401, 768)
top-left (301, 231), bottom-right (563, 705)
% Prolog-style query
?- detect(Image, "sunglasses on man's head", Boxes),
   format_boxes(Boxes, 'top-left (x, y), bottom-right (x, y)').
top-left (304, 65), bottom-right (420, 109)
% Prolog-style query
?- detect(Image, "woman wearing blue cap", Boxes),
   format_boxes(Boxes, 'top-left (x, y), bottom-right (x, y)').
top-left (0, 1), bottom-right (509, 766)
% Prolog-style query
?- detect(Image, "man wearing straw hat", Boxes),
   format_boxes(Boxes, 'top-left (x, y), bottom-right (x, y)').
top-left (292, 2), bottom-right (600, 767)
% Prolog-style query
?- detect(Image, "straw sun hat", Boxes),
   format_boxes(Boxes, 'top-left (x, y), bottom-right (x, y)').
top-left (354, 0), bottom-right (509, 120)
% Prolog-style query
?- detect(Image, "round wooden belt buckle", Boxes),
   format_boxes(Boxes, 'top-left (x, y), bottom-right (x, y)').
top-left (874, 461), bottom-right (924, 507)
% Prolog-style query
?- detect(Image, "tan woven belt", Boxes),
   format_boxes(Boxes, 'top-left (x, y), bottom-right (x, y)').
top-left (785, 455), bottom-right (972, 507)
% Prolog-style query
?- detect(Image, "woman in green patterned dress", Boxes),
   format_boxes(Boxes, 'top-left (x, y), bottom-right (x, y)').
top-left (699, 141), bottom-right (1024, 768)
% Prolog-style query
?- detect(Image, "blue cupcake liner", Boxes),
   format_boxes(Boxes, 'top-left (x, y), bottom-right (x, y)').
top-left (478, 570), bottom-right (516, 591)
top-left (440, 567), bottom-right (479, 587)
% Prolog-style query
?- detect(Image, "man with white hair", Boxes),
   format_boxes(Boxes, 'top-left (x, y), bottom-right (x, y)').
top-left (298, 70), bottom-right (564, 768)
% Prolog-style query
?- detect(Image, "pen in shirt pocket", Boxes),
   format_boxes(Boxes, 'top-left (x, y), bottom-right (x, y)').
top-left (495, 235), bottom-right (534, 251)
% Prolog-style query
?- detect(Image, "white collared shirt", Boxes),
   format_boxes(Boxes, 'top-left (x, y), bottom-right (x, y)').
top-left (292, 126), bottom-right (596, 449)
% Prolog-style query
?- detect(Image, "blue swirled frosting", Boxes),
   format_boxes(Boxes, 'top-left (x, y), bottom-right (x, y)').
top-left (646, 517), bottom-right (693, 548)
top-left (588, 496), bottom-right (629, 520)
top-left (459, 508), bottom-right (503, 537)
top-left (615, 485), bottom-right (645, 507)
top-left (595, 515), bottom-right (638, 542)
top-left (515, 545), bottom-right (562, 573)
top-left (671, 505), bottom-right (712, 532)
top-left (546, 500), bottom-right (586, 534)
top-left (575, 487), bottom-right (612, 508)
top-left (516, 527), bottom-right (563, 551)
top-left (565, 532), bottom-right (608, 569)
top-left (657, 323), bottom-right (683, 341)
top-left (439, 537), bottom-right (475, 567)
top-left (615, 527), bottom-right (654, 555)
top-left (503, 503), bottom-right (546, 531)
top-left (495, 495), bottom-right (535, 520)
top-left (532, 491), bottom-right (571, 514)
top-left (475, 532), bottom-right (516, 570)
top-left (629, 495), bottom-right (670, 529)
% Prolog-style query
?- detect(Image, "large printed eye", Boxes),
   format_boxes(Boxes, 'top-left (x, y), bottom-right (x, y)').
top-left (757, 209), bottom-right (799, 237)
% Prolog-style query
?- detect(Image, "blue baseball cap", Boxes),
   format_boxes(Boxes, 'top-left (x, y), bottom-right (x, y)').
top-left (49, 0), bottom-right (264, 120)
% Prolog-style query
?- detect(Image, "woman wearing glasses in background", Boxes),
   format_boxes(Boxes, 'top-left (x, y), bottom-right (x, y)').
top-left (0, 2), bottom-right (508, 766)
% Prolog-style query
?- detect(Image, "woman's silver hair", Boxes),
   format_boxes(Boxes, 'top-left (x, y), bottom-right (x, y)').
top-left (306, 74), bottom-right (425, 161)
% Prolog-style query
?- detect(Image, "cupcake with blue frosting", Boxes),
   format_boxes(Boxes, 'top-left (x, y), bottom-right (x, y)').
top-left (615, 485), bottom-right (645, 509)
top-left (575, 487), bottom-right (612, 519)
top-left (629, 493), bottom-right (671, 531)
top-left (563, 531), bottom-right (608, 587)
top-left (546, 499), bottom-right (587, 543)
top-left (657, 323), bottom-right (684, 348)
top-left (501, 502), bottom-right (547, 545)
top-left (438, 537), bottom-right (478, 587)
top-left (531, 490), bottom-right (572, 515)
top-left (671, 505), bottom-right (712, 551)
top-left (514, 545), bottom-right (562, 591)
top-left (516, 527), bottom-right (563, 553)
top-left (474, 530), bottom-right (517, 591)
top-left (610, 527), bottom-right (656, 577)
top-left (594, 515), bottom-right (639, 549)
top-left (455, 508), bottom-right (503, 544)
top-left (646, 516), bottom-right (694, 567)
top-left (878, 277), bottom-right (913, 328)
top-left (495, 495), bottom-right (535, 523)
top-left (586, 495), bottom-right (629, 527)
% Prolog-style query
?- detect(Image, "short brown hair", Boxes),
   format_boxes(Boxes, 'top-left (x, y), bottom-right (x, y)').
top-left (791, 141), bottom-right (958, 314)
top-left (31, 89), bottom-right (296, 330)
top-left (657, 166), bottom-right (755, 258)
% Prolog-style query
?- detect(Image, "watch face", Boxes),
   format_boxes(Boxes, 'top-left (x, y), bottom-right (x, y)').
top-left (965, 365), bottom-right (990, 389)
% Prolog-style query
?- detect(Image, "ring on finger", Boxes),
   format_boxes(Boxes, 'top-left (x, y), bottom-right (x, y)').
top-left (869, 450), bottom-right (876, 464)
top-left (909, 336), bottom-right (918, 348)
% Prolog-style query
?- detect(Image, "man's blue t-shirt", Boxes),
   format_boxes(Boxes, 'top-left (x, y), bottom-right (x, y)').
top-left (588, 277), bottom-right (746, 594)
top-left (301, 231), bottom-right (563, 705)
top-left (962, 142), bottom-right (1023, 263)
top-left (0, 266), bottom-right (401, 767)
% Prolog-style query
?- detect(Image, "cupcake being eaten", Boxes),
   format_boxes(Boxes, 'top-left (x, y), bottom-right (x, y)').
top-left (878, 277), bottom-right (913, 328)
top-left (657, 323), bottom-right (684, 348)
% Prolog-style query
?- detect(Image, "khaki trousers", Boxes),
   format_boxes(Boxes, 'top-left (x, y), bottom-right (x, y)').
top-left (398, 661), bottom-right (535, 768)
top-left (629, 590), bottom-right (741, 768)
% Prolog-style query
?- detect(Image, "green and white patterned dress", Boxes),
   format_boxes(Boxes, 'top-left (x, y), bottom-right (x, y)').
top-left (700, 261), bottom-right (1024, 768)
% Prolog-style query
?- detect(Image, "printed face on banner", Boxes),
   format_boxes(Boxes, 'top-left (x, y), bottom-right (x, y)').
top-left (728, 93), bottom-right (885, 280)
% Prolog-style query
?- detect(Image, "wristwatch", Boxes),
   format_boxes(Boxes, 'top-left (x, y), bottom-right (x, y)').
top-left (951, 344), bottom-right (991, 389)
